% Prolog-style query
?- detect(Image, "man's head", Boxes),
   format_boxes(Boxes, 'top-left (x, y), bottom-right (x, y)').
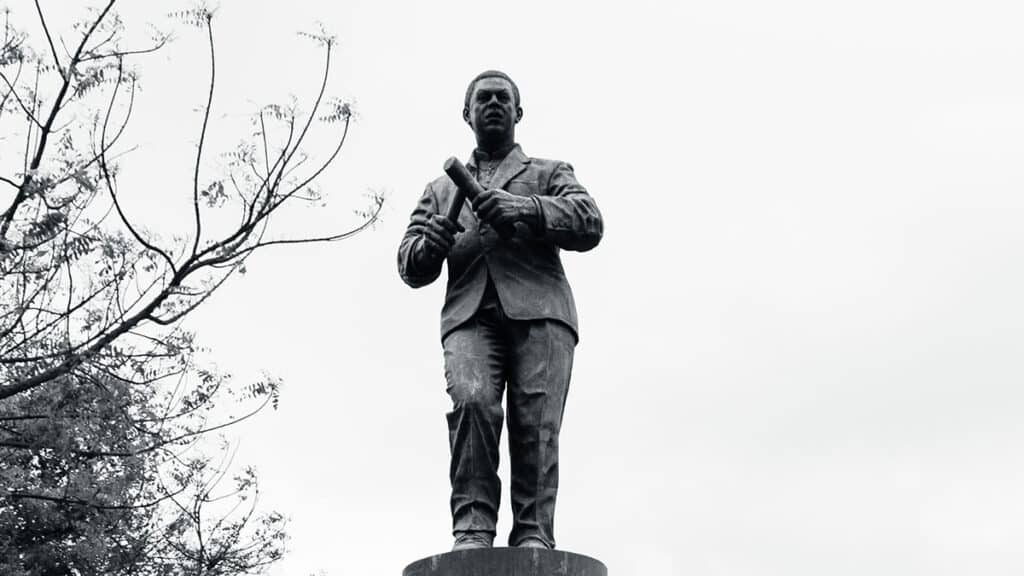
top-left (463, 70), bottom-right (523, 149)
top-left (464, 70), bottom-right (521, 110)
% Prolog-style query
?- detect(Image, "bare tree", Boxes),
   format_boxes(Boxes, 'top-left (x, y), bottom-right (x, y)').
top-left (0, 2), bottom-right (380, 574)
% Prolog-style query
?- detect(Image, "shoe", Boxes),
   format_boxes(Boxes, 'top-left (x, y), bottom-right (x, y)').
top-left (515, 536), bottom-right (551, 549)
top-left (452, 531), bottom-right (494, 551)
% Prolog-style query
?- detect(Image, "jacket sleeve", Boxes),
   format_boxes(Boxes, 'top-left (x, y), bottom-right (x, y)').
top-left (534, 162), bottom-right (603, 251)
top-left (398, 184), bottom-right (444, 288)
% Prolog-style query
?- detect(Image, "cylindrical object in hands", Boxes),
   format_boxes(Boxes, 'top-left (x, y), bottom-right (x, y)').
top-left (443, 156), bottom-right (514, 239)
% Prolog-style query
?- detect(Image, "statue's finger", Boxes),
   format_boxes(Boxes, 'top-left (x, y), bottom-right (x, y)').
top-left (470, 189), bottom-right (493, 209)
top-left (476, 197), bottom-right (498, 215)
top-left (437, 216), bottom-right (462, 234)
top-left (425, 226), bottom-right (454, 248)
top-left (477, 206), bottom-right (499, 223)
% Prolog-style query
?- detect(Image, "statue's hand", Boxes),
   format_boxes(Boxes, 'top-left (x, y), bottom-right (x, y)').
top-left (421, 214), bottom-right (464, 260)
top-left (472, 188), bottom-right (536, 229)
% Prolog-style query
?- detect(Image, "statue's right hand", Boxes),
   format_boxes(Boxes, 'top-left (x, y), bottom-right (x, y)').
top-left (422, 214), bottom-right (464, 259)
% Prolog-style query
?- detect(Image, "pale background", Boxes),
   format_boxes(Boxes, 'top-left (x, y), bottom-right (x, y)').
top-left (21, 0), bottom-right (1024, 574)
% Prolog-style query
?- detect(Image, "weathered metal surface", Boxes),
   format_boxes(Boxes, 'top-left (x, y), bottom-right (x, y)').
top-left (403, 548), bottom-right (606, 576)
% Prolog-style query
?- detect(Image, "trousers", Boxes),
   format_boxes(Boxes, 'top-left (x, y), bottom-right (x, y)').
top-left (442, 292), bottom-right (576, 548)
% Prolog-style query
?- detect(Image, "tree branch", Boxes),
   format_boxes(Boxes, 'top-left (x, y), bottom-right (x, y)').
top-left (4, 483), bottom-right (186, 511)
top-left (190, 14), bottom-right (216, 256)
top-left (77, 36), bottom-right (169, 63)
top-left (148, 267), bottom-right (234, 326)
top-left (98, 58), bottom-right (176, 273)
top-left (212, 191), bottom-right (383, 264)
top-left (0, 57), bottom-right (41, 129)
top-left (0, 0), bottom-right (117, 243)
top-left (0, 52), bottom-right (25, 125)
top-left (33, 0), bottom-right (63, 78)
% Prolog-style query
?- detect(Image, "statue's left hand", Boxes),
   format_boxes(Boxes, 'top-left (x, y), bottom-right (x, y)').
top-left (472, 188), bottom-right (536, 229)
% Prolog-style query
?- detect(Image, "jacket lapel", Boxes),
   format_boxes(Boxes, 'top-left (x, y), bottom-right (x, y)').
top-left (458, 145), bottom-right (531, 227)
top-left (488, 145), bottom-right (530, 193)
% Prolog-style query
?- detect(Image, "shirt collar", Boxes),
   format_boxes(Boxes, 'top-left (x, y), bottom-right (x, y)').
top-left (468, 143), bottom-right (521, 168)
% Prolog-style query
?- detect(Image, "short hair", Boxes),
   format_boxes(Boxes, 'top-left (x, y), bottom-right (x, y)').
top-left (464, 70), bottom-right (521, 110)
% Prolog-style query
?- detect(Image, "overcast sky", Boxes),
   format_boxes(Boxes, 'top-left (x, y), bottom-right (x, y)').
top-left (17, 0), bottom-right (1024, 574)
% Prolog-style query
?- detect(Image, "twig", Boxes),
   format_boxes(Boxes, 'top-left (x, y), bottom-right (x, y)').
top-left (190, 14), bottom-right (216, 256)
top-left (33, 0), bottom-right (63, 78)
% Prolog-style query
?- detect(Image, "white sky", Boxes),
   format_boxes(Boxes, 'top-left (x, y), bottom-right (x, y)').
top-left (15, 0), bottom-right (1024, 574)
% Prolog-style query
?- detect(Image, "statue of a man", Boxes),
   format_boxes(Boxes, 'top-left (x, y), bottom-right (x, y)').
top-left (398, 70), bottom-right (603, 551)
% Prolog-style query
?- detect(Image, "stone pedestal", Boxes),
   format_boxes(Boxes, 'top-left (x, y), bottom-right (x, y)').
top-left (403, 548), bottom-right (606, 576)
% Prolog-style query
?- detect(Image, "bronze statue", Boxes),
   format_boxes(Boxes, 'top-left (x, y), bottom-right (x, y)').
top-left (398, 70), bottom-right (603, 551)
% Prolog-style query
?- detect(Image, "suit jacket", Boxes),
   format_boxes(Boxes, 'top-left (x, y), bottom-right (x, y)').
top-left (398, 145), bottom-right (603, 341)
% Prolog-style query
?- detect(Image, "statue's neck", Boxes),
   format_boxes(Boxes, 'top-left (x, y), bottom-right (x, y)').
top-left (473, 141), bottom-right (517, 162)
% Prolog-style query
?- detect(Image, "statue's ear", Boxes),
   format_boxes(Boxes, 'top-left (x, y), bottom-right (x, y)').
top-left (463, 107), bottom-right (471, 124)
top-left (515, 107), bottom-right (523, 124)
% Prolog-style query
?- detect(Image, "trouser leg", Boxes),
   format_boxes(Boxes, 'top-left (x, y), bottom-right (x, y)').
top-left (505, 319), bottom-right (576, 548)
top-left (442, 311), bottom-right (506, 541)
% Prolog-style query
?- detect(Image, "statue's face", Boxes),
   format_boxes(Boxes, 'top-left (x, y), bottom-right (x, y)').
top-left (464, 77), bottom-right (521, 142)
